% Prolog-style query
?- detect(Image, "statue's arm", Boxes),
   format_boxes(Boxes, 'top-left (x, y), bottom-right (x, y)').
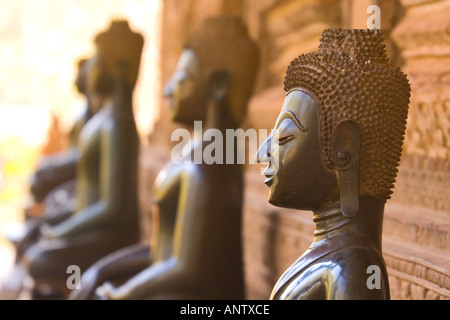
top-left (30, 112), bottom-right (89, 200)
top-left (31, 148), bottom-right (79, 190)
top-left (97, 256), bottom-right (189, 299)
top-left (97, 169), bottom-right (206, 299)
top-left (41, 123), bottom-right (132, 238)
top-left (69, 243), bottom-right (151, 300)
top-left (36, 147), bottom-right (79, 172)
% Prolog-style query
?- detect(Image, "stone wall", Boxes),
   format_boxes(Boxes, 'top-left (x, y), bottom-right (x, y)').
top-left (140, 0), bottom-right (450, 299)
top-left (383, 0), bottom-right (450, 300)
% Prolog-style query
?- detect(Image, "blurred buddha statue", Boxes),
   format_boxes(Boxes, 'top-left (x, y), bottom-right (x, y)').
top-left (256, 29), bottom-right (410, 300)
top-left (71, 16), bottom-right (259, 300)
top-left (6, 57), bottom-right (97, 264)
top-left (29, 57), bottom-right (93, 206)
top-left (22, 20), bottom-right (144, 299)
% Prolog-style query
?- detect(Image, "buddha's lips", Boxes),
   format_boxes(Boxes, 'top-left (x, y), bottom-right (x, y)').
top-left (264, 175), bottom-right (274, 187)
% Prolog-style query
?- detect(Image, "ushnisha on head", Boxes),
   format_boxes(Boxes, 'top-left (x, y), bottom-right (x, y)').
top-left (165, 15), bottom-right (259, 126)
top-left (284, 29), bottom-right (410, 205)
top-left (89, 20), bottom-right (144, 95)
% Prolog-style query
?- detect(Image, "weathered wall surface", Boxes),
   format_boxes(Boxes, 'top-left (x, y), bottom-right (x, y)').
top-left (384, 0), bottom-right (450, 300)
top-left (140, 0), bottom-right (450, 299)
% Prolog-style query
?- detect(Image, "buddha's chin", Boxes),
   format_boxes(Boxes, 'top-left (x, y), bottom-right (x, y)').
top-left (170, 106), bottom-right (185, 124)
top-left (168, 101), bottom-right (178, 117)
top-left (267, 188), bottom-right (284, 208)
top-left (266, 181), bottom-right (278, 206)
top-left (267, 187), bottom-right (298, 210)
top-left (268, 196), bottom-right (291, 209)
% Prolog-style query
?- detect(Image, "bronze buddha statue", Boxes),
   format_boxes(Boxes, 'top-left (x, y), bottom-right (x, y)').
top-left (7, 57), bottom-right (97, 265)
top-left (71, 15), bottom-right (259, 300)
top-left (21, 20), bottom-right (144, 299)
top-left (29, 58), bottom-right (95, 205)
top-left (256, 29), bottom-right (410, 300)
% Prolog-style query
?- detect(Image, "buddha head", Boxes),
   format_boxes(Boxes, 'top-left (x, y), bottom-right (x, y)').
top-left (164, 15), bottom-right (259, 127)
top-left (74, 58), bottom-right (89, 95)
top-left (87, 20), bottom-right (144, 99)
top-left (256, 29), bottom-right (410, 216)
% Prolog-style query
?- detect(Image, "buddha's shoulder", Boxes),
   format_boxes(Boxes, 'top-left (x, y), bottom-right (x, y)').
top-left (290, 244), bottom-right (383, 276)
top-left (275, 245), bottom-right (388, 300)
top-left (153, 160), bottom-right (209, 190)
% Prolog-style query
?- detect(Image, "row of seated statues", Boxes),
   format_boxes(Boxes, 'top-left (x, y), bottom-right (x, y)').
top-left (2, 15), bottom-right (410, 300)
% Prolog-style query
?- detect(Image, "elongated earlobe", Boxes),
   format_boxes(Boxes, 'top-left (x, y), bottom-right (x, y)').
top-left (207, 70), bottom-right (233, 127)
top-left (208, 70), bottom-right (230, 103)
top-left (331, 120), bottom-right (361, 217)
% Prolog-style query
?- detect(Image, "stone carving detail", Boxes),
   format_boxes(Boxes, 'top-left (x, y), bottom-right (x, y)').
top-left (389, 275), bottom-right (444, 300)
top-left (391, 0), bottom-right (450, 161)
top-left (391, 156), bottom-right (450, 213)
top-left (386, 256), bottom-right (450, 300)
top-left (385, 0), bottom-right (450, 300)
top-left (403, 101), bottom-right (450, 160)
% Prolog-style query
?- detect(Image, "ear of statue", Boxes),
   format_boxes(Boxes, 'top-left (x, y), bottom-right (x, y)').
top-left (331, 120), bottom-right (361, 218)
top-left (207, 70), bottom-right (234, 127)
top-left (208, 70), bottom-right (230, 104)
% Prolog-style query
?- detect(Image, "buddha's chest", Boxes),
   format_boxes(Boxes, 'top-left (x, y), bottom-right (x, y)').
top-left (78, 110), bottom-right (111, 159)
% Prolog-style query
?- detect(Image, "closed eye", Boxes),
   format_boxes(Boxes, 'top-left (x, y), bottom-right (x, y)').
top-left (277, 135), bottom-right (295, 145)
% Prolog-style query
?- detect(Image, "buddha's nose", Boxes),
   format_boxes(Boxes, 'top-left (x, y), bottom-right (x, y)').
top-left (255, 136), bottom-right (272, 164)
top-left (163, 78), bottom-right (174, 98)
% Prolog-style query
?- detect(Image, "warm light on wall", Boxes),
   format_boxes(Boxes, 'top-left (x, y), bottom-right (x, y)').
top-left (0, 0), bottom-right (162, 141)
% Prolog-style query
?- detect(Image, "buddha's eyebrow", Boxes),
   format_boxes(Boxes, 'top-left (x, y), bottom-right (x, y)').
top-left (275, 110), bottom-right (307, 132)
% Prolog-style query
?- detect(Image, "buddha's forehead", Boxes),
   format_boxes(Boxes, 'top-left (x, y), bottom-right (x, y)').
top-left (277, 89), bottom-right (318, 128)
